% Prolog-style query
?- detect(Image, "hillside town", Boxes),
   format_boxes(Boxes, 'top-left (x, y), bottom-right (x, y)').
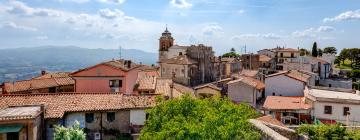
top-left (0, 28), bottom-right (359, 140)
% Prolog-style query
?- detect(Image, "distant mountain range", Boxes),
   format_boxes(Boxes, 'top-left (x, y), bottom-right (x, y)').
top-left (0, 46), bottom-right (158, 82)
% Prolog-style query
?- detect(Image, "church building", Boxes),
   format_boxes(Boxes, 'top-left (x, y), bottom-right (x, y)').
top-left (158, 27), bottom-right (218, 86)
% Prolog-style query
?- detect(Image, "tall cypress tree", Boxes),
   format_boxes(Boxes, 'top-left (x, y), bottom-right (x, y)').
top-left (312, 42), bottom-right (318, 57)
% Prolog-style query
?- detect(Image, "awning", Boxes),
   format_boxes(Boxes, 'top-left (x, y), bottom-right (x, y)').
top-left (0, 124), bottom-right (23, 133)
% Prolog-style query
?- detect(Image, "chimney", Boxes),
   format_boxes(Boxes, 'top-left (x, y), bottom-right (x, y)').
top-left (127, 60), bottom-right (132, 68)
top-left (41, 70), bottom-right (46, 75)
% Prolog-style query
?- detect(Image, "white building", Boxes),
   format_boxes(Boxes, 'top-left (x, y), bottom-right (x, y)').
top-left (265, 70), bottom-right (310, 97)
top-left (305, 87), bottom-right (360, 125)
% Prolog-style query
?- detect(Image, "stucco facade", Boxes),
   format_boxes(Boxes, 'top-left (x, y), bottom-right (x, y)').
top-left (265, 75), bottom-right (305, 97)
top-left (72, 63), bottom-right (140, 94)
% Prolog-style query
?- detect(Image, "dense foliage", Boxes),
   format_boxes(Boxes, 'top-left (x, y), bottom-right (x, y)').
top-left (54, 121), bottom-right (86, 140)
top-left (323, 46), bottom-right (337, 54)
top-left (140, 95), bottom-right (261, 140)
top-left (312, 42), bottom-right (318, 57)
top-left (300, 48), bottom-right (311, 56)
top-left (339, 48), bottom-right (360, 69)
top-left (296, 124), bottom-right (360, 140)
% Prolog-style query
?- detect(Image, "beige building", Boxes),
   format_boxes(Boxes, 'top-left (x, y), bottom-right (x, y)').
top-left (258, 47), bottom-right (300, 71)
top-left (227, 76), bottom-right (265, 107)
top-left (194, 83), bottom-right (221, 98)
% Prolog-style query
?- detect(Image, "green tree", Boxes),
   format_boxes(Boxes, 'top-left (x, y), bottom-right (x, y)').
top-left (339, 48), bottom-right (350, 64)
top-left (318, 48), bottom-right (323, 57)
top-left (297, 124), bottom-right (360, 140)
top-left (323, 46), bottom-right (337, 54)
top-left (300, 48), bottom-right (310, 56)
top-left (54, 121), bottom-right (86, 140)
top-left (222, 48), bottom-right (240, 57)
top-left (312, 42), bottom-right (318, 57)
top-left (140, 94), bottom-right (261, 140)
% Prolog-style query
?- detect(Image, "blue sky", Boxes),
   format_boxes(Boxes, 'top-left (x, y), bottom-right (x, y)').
top-left (0, 0), bottom-right (359, 54)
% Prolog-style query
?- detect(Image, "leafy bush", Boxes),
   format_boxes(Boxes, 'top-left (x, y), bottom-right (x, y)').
top-left (296, 124), bottom-right (360, 140)
top-left (54, 121), bottom-right (86, 140)
top-left (139, 94), bottom-right (260, 140)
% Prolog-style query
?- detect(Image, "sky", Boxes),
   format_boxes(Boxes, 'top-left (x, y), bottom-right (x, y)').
top-left (0, 0), bottom-right (359, 55)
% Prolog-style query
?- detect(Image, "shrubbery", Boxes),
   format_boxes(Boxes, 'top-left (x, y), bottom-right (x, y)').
top-left (140, 94), bottom-right (260, 140)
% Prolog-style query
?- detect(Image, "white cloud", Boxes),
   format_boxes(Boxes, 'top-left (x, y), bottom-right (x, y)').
top-left (231, 33), bottom-right (281, 40)
top-left (97, 0), bottom-right (125, 4)
top-left (170, 0), bottom-right (193, 9)
top-left (317, 26), bottom-right (335, 32)
top-left (35, 36), bottom-right (48, 40)
top-left (292, 26), bottom-right (335, 38)
top-left (0, 21), bottom-right (37, 31)
top-left (202, 23), bottom-right (223, 36)
top-left (98, 8), bottom-right (124, 19)
top-left (6, 1), bottom-right (62, 17)
top-left (323, 9), bottom-right (360, 22)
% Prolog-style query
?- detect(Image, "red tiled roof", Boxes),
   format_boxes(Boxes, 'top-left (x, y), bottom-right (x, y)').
top-left (0, 93), bottom-right (156, 119)
top-left (0, 106), bottom-right (41, 121)
top-left (259, 55), bottom-right (271, 62)
top-left (256, 115), bottom-right (287, 127)
top-left (4, 76), bottom-right (74, 93)
top-left (239, 70), bottom-right (259, 78)
top-left (263, 96), bottom-right (311, 110)
top-left (33, 72), bottom-right (71, 79)
top-left (228, 76), bottom-right (265, 90)
top-left (72, 59), bottom-right (142, 75)
top-left (194, 83), bottom-right (221, 91)
top-left (160, 55), bottom-right (198, 65)
top-left (136, 71), bottom-right (159, 91)
top-left (266, 70), bottom-right (310, 83)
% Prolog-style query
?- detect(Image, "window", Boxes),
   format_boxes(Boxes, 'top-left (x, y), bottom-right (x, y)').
top-left (107, 112), bottom-right (115, 122)
top-left (272, 92), bottom-right (275, 96)
top-left (179, 52), bottom-right (183, 55)
top-left (280, 53), bottom-right (283, 57)
top-left (343, 107), bottom-right (350, 116)
top-left (49, 87), bottom-right (56, 93)
top-left (291, 53), bottom-right (294, 58)
top-left (324, 106), bottom-right (332, 114)
top-left (85, 113), bottom-right (94, 123)
top-left (109, 80), bottom-right (122, 87)
top-left (7, 132), bottom-right (19, 140)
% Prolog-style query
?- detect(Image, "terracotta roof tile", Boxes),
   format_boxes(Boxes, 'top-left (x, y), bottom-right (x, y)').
top-left (266, 70), bottom-right (310, 83)
top-left (259, 55), bottom-right (271, 62)
top-left (194, 83), bottom-right (221, 91)
top-left (0, 93), bottom-right (156, 119)
top-left (136, 71), bottom-right (159, 91)
top-left (160, 55), bottom-right (198, 65)
top-left (228, 76), bottom-right (265, 90)
top-left (263, 96), bottom-right (311, 110)
top-left (256, 115), bottom-right (287, 127)
top-left (239, 70), bottom-right (259, 78)
top-left (0, 106), bottom-right (41, 121)
top-left (33, 72), bottom-right (71, 79)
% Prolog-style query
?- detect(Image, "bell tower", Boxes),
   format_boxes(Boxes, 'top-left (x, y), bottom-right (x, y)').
top-left (159, 26), bottom-right (174, 61)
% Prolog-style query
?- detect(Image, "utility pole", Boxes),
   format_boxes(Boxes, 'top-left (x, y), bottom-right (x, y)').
top-left (119, 45), bottom-right (122, 60)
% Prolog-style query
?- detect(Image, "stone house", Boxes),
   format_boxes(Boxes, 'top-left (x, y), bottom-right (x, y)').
top-left (0, 93), bottom-right (156, 140)
top-left (157, 28), bottom-right (217, 86)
